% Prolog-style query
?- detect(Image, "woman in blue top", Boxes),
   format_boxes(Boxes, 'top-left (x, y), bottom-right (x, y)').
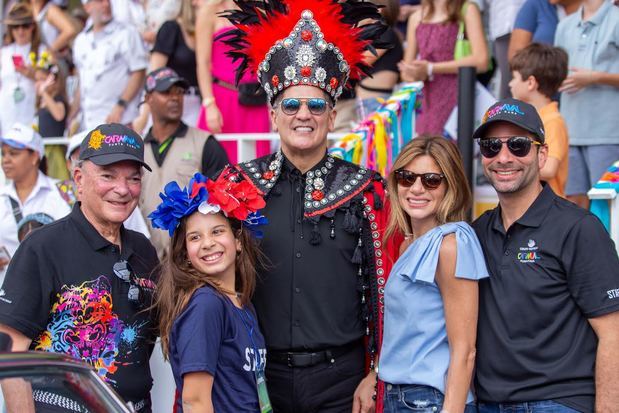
top-left (379, 136), bottom-right (489, 413)
top-left (149, 168), bottom-right (270, 413)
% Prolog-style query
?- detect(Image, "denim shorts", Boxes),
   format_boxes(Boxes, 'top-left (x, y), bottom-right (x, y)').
top-left (477, 400), bottom-right (581, 413)
top-left (384, 383), bottom-right (478, 413)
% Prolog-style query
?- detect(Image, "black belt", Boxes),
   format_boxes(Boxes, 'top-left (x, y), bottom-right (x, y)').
top-left (268, 340), bottom-right (362, 368)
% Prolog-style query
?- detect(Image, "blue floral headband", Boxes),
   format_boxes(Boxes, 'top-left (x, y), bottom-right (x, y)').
top-left (148, 169), bottom-right (267, 238)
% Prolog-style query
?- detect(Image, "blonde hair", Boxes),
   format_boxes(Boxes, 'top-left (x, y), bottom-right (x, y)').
top-left (385, 136), bottom-right (472, 239)
top-left (178, 0), bottom-right (199, 35)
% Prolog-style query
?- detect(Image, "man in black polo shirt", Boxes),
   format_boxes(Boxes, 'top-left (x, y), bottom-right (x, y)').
top-left (140, 67), bottom-right (229, 258)
top-left (0, 124), bottom-right (159, 412)
top-left (472, 98), bottom-right (619, 413)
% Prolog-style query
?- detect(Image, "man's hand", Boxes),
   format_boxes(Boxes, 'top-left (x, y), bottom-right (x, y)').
top-left (352, 371), bottom-right (376, 413)
top-left (559, 68), bottom-right (597, 93)
top-left (106, 104), bottom-right (125, 123)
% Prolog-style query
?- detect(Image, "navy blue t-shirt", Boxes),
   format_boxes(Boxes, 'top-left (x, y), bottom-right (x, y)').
top-left (169, 286), bottom-right (266, 412)
top-left (514, 0), bottom-right (559, 44)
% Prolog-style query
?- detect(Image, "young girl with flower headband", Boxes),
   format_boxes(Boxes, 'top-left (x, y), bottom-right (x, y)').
top-left (149, 167), bottom-right (271, 413)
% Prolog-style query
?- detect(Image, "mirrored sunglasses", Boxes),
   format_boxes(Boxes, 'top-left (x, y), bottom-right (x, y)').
top-left (278, 98), bottom-right (330, 115)
top-left (477, 136), bottom-right (542, 158)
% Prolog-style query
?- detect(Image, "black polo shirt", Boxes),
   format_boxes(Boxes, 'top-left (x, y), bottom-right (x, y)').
top-left (473, 185), bottom-right (619, 413)
top-left (145, 122), bottom-right (229, 179)
top-left (0, 204), bottom-right (159, 410)
top-left (253, 156), bottom-right (364, 351)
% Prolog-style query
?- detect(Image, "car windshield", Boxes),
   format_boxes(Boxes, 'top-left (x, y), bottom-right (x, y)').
top-left (0, 367), bottom-right (128, 413)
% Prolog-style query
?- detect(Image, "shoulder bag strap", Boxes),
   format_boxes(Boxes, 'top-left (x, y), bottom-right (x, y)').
top-left (9, 197), bottom-right (23, 226)
top-left (458, 2), bottom-right (469, 40)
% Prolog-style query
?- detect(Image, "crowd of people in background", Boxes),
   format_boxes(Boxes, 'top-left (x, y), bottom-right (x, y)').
top-left (0, 0), bottom-right (618, 412)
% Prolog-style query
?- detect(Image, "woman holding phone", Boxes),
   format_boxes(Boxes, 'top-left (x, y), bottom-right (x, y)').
top-left (0, 3), bottom-right (44, 135)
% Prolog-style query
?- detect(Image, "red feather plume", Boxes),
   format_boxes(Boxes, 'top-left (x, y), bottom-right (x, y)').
top-left (237, 0), bottom-right (370, 81)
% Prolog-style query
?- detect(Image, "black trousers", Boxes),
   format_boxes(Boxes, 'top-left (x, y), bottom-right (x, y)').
top-left (266, 342), bottom-right (365, 413)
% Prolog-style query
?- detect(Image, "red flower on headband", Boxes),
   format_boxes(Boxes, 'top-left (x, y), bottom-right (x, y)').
top-left (206, 168), bottom-right (266, 220)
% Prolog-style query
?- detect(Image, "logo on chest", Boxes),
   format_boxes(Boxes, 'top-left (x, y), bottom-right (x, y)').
top-left (517, 239), bottom-right (541, 263)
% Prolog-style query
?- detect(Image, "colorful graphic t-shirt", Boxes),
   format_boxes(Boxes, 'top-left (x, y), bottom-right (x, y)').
top-left (169, 286), bottom-right (266, 413)
top-left (0, 205), bottom-right (159, 410)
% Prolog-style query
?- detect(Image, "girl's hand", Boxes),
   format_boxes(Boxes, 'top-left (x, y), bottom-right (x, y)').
top-left (205, 103), bottom-right (223, 133)
top-left (37, 74), bottom-right (55, 95)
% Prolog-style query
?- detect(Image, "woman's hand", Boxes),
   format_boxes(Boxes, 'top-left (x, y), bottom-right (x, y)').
top-left (15, 65), bottom-right (34, 79)
top-left (205, 103), bottom-right (223, 133)
top-left (398, 60), bottom-right (428, 82)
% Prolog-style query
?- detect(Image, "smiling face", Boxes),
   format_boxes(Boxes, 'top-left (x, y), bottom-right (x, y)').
top-left (185, 212), bottom-right (241, 283)
top-left (74, 160), bottom-right (142, 226)
top-left (397, 155), bottom-right (446, 233)
top-left (271, 85), bottom-right (336, 160)
top-left (480, 121), bottom-right (547, 195)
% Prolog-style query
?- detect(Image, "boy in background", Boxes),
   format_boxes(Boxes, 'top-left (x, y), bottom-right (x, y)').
top-left (509, 42), bottom-right (569, 197)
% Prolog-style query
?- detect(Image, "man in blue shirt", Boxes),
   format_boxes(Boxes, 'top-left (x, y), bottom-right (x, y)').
top-left (554, 0), bottom-right (619, 209)
top-left (509, 0), bottom-right (581, 60)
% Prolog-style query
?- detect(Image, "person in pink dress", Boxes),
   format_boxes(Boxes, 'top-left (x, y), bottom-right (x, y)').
top-left (399, 0), bottom-right (488, 136)
top-left (195, 0), bottom-right (270, 164)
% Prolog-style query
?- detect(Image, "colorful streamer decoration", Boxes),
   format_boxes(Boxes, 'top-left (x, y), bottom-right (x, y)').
top-left (329, 82), bottom-right (422, 177)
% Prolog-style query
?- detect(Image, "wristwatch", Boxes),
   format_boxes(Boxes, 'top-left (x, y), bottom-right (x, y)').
top-left (116, 98), bottom-right (128, 108)
top-left (202, 96), bottom-right (215, 107)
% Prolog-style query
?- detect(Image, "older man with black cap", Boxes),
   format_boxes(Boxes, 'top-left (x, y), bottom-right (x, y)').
top-left (472, 98), bottom-right (619, 413)
top-left (139, 67), bottom-right (229, 258)
top-left (0, 123), bottom-right (159, 412)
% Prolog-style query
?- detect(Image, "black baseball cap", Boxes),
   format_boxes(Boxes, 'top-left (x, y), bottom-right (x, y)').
top-left (79, 123), bottom-right (152, 171)
top-left (144, 67), bottom-right (189, 93)
top-left (472, 98), bottom-right (545, 144)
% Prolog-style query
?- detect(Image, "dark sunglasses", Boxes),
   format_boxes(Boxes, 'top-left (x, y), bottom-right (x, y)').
top-left (394, 169), bottom-right (445, 190)
top-left (10, 23), bottom-right (33, 30)
top-left (113, 260), bottom-right (144, 307)
top-left (477, 136), bottom-right (542, 158)
top-left (277, 98), bottom-right (330, 115)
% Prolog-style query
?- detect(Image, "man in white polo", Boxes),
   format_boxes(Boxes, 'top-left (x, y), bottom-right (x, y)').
top-left (72, 0), bottom-right (147, 130)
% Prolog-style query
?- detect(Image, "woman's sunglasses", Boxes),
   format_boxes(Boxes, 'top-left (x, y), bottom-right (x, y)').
top-left (277, 98), bottom-right (330, 116)
top-left (10, 23), bottom-right (33, 30)
top-left (394, 169), bottom-right (445, 190)
top-left (477, 136), bottom-right (542, 158)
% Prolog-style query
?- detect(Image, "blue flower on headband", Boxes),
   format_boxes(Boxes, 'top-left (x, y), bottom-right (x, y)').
top-left (243, 212), bottom-right (268, 239)
top-left (149, 173), bottom-right (209, 236)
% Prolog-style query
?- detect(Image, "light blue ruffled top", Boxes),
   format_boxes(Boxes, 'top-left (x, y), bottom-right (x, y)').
top-left (378, 222), bottom-right (489, 402)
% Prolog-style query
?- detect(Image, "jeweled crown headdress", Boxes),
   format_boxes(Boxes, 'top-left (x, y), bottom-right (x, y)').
top-left (220, 0), bottom-right (387, 103)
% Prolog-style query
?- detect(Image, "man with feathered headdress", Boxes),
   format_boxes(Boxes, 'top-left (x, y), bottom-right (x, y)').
top-left (220, 1), bottom-right (398, 411)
